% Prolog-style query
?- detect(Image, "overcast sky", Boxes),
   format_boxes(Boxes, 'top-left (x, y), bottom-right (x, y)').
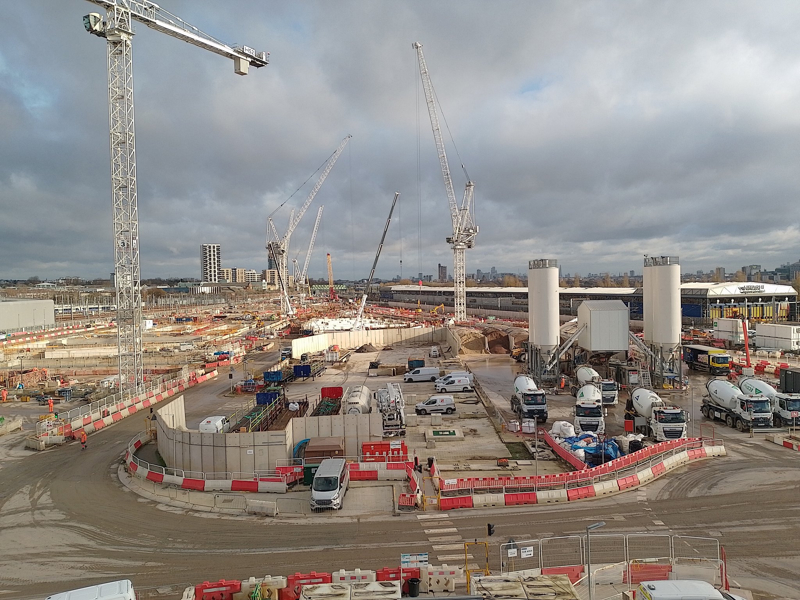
top-left (2, 1), bottom-right (800, 282)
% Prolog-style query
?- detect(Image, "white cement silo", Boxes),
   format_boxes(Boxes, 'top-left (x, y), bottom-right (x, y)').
top-left (643, 260), bottom-right (653, 344)
top-left (528, 259), bottom-right (560, 356)
top-left (646, 256), bottom-right (681, 350)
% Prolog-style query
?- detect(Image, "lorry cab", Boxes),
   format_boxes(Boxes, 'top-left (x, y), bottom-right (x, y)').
top-left (574, 402), bottom-right (605, 434)
top-left (280, 347), bottom-right (292, 360)
top-left (415, 395), bottom-right (455, 415)
top-left (310, 458), bottom-right (349, 511)
top-left (429, 346), bottom-right (440, 358)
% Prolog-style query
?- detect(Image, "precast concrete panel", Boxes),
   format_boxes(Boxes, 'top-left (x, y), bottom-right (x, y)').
top-left (347, 413), bottom-right (362, 457)
top-left (201, 433), bottom-right (215, 473)
top-left (226, 433), bottom-right (242, 474)
top-left (651, 257), bottom-right (680, 349)
top-left (318, 416), bottom-right (332, 438)
top-left (255, 446), bottom-right (270, 471)
top-left (369, 412), bottom-right (384, 438)
top-left (306, 416), bottom-right (320, 438)
top-left (292, 419), bottom-right (306, 446)
top-left (239, 433), bottom-right (256, 473)
top-left (0, 298), bottom-right (55, 331)
top-left (189, 433), bottom-right (203, 472)
top-left (331, 415), bottom-right (345, 438)
top-left (528, 259), bottom-right (560, 354)
top-left (213, 434), bottom-right (228, 474)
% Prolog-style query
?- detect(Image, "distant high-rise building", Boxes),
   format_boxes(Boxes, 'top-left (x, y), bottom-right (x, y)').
top-left (245, 270), bottom-right (260, 283)
top-left (266, 242), bottom-right (280, 271)
top-left (201, 244), bottom-right (221, 283)
top-left (418, 272), bottom-right (423, 283)
top-left (262, 269), bottom-right (278, 287)
top-left (438, 264), bottom-right (448, 282)
top-left (629, 270), bottom-right (635, 277)
top-left (231, 268), bottom-right (247, 283)
top-left (221, 268), bottom-right (232, 283)
top-left (714, 267), bottom-right (726, 282)
top-left (490, 266), bottom-right (497, 279)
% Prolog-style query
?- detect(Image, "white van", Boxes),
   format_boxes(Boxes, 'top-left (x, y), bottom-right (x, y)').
top-left (415, 395), bottom-right (456, 415)
top-left (46, 580), bottom-right (135, 600)
top-left (435, 375), bottom-right (474, 393)
top-left (636, 581), bottom-right (747, 600)
top-left (310, 458), bottom-right (349, 511)
top-left (404, 366), bottom-right (441, 382)
top-left (435, 371), bottom-right (474, 385)
top-left (429, 346), bottom-right (440, 358)
top-left (199, 415), bottom-right (231, 433)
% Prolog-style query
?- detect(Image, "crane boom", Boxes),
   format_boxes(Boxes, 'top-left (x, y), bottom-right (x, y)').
top-left (354, 192), bottom-right (400, 330)
top-left (268, 135), bottom-right (351, 314)
top-left (299, 206), bottom-right (324, 288)
top-left (83, 0), bottom-right (268, 399)
top-left (413, 42), bottom-right (478, 323)
top-left (84, 0), bottom-right (269, 74)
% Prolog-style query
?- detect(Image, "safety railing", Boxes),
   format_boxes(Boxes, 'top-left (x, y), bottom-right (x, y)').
top-left (438, 436), bottom-right (722, 496)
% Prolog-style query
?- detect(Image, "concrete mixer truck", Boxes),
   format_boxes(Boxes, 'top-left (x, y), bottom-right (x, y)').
top-left (702, 379), bottom-right (772, 431)
top-left (574, 384), bottom-right (606, 435)
top-left (625, 388), bottom-right (688, 441)
top-left (569, 366), bottom-right (619, 406)
top-left (510, 375), bottom-right (548, 422)
top-left (738, 376), bottom-right (800, 428)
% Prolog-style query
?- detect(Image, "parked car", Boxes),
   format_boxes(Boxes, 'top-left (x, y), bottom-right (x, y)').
top-left (435, 375), bottom-right (474, 393)
top-left (415, 395), bottom-right (456, 415)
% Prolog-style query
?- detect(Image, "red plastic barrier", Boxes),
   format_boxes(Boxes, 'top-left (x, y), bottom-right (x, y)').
top-left (651, 462), bottom-right (666, 477)
top-left (439, 495), bottom-right (474, 510)
top-left (623, 564), bottom-right (672, 584)
top-left (566, 485), bottom-right (596, 501)
top-left (349, 470), bottom-right (378, 481)
top-left (182, 478), bottom-right (205, 491)
top-left (542, 566), bottom-right (584, 584)
top-left (146, 471), bottom-right (164, 483)
top-left (195, 579), bottom-right (242, 600)
top-left (687, 448), bottom-right (707, 459)
top-left (504, 492), bottom-right (537, 506)
top-left (280, 572), bottom-right (333, 600)
top-left (231, 480), bottom-right (258, 493)
top-left (398, 493), bottom-right (417, 507)
top-left (617, 474), bottom-right (640, 490)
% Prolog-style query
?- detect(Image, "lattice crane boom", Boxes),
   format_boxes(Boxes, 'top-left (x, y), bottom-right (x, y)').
top-left (413, 42), bottom-right (478, 323)
top-left (354, 192), bottom-right (400, 330)
top-left (299, 205), bottom-right (324, 288)
top-left (83, 0), bottom-right (268, 399)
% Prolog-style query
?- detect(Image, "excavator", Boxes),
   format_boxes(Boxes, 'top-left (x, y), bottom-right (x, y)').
top-left (430, 304), bottom-right (445, 315)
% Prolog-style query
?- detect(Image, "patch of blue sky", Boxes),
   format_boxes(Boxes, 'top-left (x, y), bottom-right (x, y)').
top-left (518, 76), bottom-right (551, 96)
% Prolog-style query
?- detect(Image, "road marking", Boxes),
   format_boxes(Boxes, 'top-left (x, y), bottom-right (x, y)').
top-left (424, 527), bottom-right (458, 534)
top-left (432, 544), bottom-right (465, 551)
top-left (652, 520), bottom-right (665, 525)
top-left (428, 535), bottom-right (463, 542)
top-left (438, 554), bottom-right (472, 562)
top-left (417, 513), bottom-right (448, 520)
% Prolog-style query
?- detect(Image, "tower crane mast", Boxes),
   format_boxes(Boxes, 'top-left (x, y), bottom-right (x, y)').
top-left (354, 192), bottom-right (400, 330)
top-left (267, 135), bottom-right (351, 315)
top-left (413, 42), bottom-right (478, 323)
top-left (82, 0), bottom-right (268, 400)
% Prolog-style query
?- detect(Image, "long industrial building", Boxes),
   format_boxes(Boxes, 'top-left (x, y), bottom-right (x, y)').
top-left (383, 281), bottom-right (799, 323)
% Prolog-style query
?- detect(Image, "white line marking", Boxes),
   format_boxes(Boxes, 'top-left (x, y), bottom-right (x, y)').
top-left (424, 527), bottom-right (458, 534)
top-left (432, 544), bottom-right (465, 551)
top-left (428, 535), bottom-right (463, 542)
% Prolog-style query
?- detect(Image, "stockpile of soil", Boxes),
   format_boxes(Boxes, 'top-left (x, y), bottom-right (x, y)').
top-left (485, 328), bottom-right (510, 354)
top-left (356, 343), bottom-right (378, 353)
top-left (458, 330), bottom-right (487, 354)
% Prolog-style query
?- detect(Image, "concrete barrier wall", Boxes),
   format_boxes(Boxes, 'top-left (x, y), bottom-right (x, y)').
top-left (289, 327), bottom-right (450, 358)
top-left (157, 398), bottom-right (383, 471)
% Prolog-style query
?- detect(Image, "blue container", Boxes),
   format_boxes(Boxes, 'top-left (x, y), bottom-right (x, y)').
top-left (294, 365), bottom-right (311, 378)
top-left (264, 370), bottom-right (283, 382)
top-left (256, 391), bottom-right (281, 406)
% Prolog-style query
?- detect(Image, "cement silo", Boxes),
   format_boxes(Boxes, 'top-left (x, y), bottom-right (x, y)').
top-left (528, 259), bottom-right (560, 364)
top-left (647, 256), bottom-right (681, 351)
top-left (643, 259), bottom-right (653, 344)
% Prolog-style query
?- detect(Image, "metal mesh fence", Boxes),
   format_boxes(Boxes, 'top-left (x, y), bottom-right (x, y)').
top-left (540, 536), bottom-right (583, 569)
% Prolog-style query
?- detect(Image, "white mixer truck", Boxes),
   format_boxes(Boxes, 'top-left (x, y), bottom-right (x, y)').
top-left (625, 388), bottom-right (688, 441)
top-left (574, 384), bottom-right (606, 435)
top-left (510, 375), bottom-right (548, 423)
top-left (738, 376), bottom-right (800, 428)
top-left (703, 379), bottom-right (772, 431)
top-left (570, 366), bottom-right (619, 406)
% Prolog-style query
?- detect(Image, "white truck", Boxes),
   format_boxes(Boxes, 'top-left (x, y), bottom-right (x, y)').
top-left (738, 376), bottom-right (800, 428)
top-left (570, 366), bottom-right (619, 406)
top-left (626, 388), bottom-right (688, 441)
top-left (510, 375), bottom-right (548, 423)
top-left (702, 379), bottom-right (773, 431)
top-left (574, 384), bottom-right (605, 435)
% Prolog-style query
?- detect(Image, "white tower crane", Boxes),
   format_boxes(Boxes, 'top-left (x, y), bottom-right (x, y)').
top-left (413, 42), bottom-right (478, 323)
top-left (82, 0), bottom-right (268, 400)
top-left (267, 135), bottom-right (351, 315)
top-left (298, 205), bottom-right (324, 291)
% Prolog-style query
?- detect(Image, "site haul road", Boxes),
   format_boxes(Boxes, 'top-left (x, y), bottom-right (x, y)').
top-left (1, 362), bottom-right (800, 599)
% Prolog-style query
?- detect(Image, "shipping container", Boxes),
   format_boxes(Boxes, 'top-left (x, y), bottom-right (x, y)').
top-left (780, 367), bottom-right (800, 394)
top-left (713, 317), bottom-right (746, 344)
top-left (755, 323), bottom-right (800, 351)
